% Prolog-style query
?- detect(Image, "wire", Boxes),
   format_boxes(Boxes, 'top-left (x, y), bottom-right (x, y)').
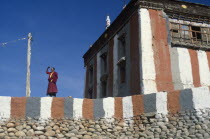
top-left (0, 37), bottom-right (27, 47)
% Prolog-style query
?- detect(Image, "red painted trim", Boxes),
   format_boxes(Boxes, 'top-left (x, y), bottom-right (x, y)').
top-left (11, 97), bottom-right (27, 118)
top-left (188, 49), bottom-right (201, 87)
top-left (51, 98), bottom-right (64, 118)
top-left (82, 99), bottom-right (94, 119)
top-left (149, 9), bottom-right (174, 92)
top-left (167, 90), bottom-right (180, 114)
top-left (132, 95), bottom-right (144, 116)
top-left (114, 97), bottom-right (123, 119)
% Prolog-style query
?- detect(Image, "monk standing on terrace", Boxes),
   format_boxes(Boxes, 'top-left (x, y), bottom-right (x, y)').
top-left (46, 67), bottom-right (58, 97)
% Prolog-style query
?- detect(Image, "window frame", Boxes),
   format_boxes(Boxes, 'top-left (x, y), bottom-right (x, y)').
top-left (100, 52), bottom-right (108, 74)
top-left (170, 22), bottom-right (210, 48)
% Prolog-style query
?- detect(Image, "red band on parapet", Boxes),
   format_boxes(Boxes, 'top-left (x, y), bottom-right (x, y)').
top-left (132, 95), bottom-right (144, 116)
top-left (114, 97), bottom-right (123, 119)
top-left (82, 99), bottom-right (94, 119)
top-left (167, 90), bottom-right (180, 114)
top-left (11, 97), bottom-right (27, 119)
top-left (51, 98), bottom-right (64, 118)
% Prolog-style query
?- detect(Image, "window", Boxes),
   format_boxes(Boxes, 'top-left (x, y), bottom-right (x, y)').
top-left (120, 66), bottom-right (126, 83)
top-left (100, 51), bottom-right (108, 98)
top-left (201, 28), bottom-right (210, 45)
top-left (118, 32), bottom-right (126, 59)
top-left (89, 65), bottom-right (93, 86)
top-left (88, 65), bottom-right (93, 99)
top-left (100, 52), bottom-right (107, 74)
top-left (117, 57), bottom-right (126, 84)
top-left (101, 81), bottom-right (107, 97)
top-left (117, 32), bottom-right (127, 84)
top-left (191, 26), bottom-right (202, 41)
top-left (170, 22), bottom-right (210, 47)
top-left (88, 88), bottom-right (93, 99)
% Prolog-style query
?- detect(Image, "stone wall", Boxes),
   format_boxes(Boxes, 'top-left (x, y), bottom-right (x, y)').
top-left (0, 109), bottom-right (210, 138)
top-left (0, 86), bottom-right (210, 138)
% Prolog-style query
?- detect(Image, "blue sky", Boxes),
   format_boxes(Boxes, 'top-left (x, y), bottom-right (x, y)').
top-left (0, 0), bottom-right (209, 98)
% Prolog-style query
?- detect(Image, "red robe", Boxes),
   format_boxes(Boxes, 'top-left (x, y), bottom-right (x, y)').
top-left (46, 72), bottom-right (58, 94)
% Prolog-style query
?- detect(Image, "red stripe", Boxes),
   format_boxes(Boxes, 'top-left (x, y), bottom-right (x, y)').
top-left (114, 97), bottom-right (123, 119)
top-left (188, 49), bottom-right (201, 87)
top-left (167, 90), bottom-right (180, 114)
top-left (132, 95), bottom-right (144, 116)
top-left (51, 98), bottom-right (64, 118)
top-left (82, 99), bottom-right (94, 119)
top-left (149, 9), bottom-right (174, 92)
top-left (11, 97), bottom-right (27, 118)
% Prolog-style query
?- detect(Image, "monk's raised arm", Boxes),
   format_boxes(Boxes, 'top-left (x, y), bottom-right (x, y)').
top-left (46, 66), bottom-right (50, 74)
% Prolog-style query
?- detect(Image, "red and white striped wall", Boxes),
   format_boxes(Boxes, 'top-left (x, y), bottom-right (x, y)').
top-left (138, 8), bottom-right (210, 94)
top-left (84, 8), bottom-right (210, 97)
top-left (0, 86), bottom-right (210, 120)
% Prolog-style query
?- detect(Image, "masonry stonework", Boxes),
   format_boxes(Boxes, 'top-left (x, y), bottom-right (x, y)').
top-left (0, 87), bottom-right (209, 138)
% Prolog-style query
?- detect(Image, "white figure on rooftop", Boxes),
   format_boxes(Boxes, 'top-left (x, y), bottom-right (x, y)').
top-left (106, 15), bottom-right (111, 29)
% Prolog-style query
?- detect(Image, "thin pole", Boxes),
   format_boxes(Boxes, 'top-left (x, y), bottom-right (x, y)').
top-left (26, 33), bottom-right (32, 97)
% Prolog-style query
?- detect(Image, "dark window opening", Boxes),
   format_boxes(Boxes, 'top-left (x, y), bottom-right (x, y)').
top-left (118, 32), bottom-right (126, 59)
top-left (101, 81), bottom-right (107, 97)
top-left (121, 42), bottom-right (126, 57)
top-left (191, 26), bottom-right (202, 40)
top-left (89, 66), bottom-right (93, 86)
top-left (117, 58), bottom-right (126, 84)
top-left (172, 29), bottom-right (179, 33)
top-left (120, 66), bottom-right (126, 83)
top-left (101, 52), bottom-right (107, 74)
top-left (88, 88), bottom-right (93, 99)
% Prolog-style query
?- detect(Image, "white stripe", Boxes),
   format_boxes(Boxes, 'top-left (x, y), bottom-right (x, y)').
top-left (170, 47), bottom-right (182, 90)
top-left (40, 97), bottom-right (52, 119)
top-left (177, 48), bottom-right (194, 89)
top-left (197, 51), bottom-right (210, 86)
top-left (192, 87), bottom-right (210, 110)
top-left (0, 97), bottom-right (11, 119)
top-left (122, 96), bottom-right (133, 118)
top-left (156, 92), bottom-right (168, 115)
top-left (73, 98), bottom-right (83, 119)
top-left (170, 47), bottom-right (194, 90)
top-left (103, 97), bottom-right (114, 118)
top-left (113, 35), bottom-right (119, 96)
top-left (139, 8), bottom-right (157, 94)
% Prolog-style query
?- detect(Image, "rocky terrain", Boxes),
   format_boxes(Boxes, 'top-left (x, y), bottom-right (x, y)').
top-left (0, 109), bottom-right (209, 139)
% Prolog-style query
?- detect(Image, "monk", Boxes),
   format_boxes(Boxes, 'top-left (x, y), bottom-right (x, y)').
top-left (46, 67), bottom-right (58, 97)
